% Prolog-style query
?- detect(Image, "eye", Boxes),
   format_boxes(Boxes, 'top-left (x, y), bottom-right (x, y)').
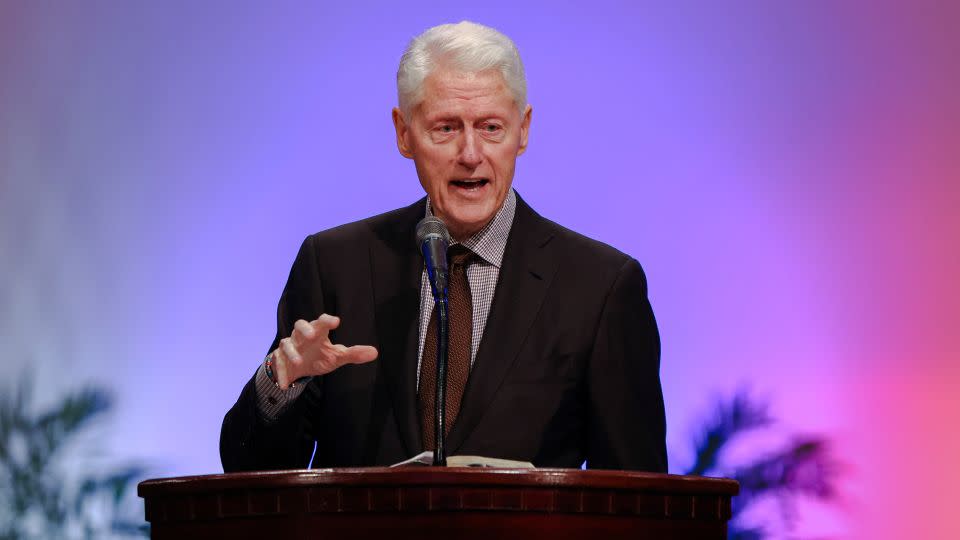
top-left (440, 125), bottom-right (453, 133)
top-left (482, 123), bottom-right (501, 133)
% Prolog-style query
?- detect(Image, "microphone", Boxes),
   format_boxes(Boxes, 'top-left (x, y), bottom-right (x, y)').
top-left (415, 216), bottom-right (452, 466)
top-left (416, 216), bottom-right (452, 300)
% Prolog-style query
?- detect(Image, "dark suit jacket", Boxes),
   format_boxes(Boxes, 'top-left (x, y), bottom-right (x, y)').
top-left (220, 194), bottom-right (667, 472)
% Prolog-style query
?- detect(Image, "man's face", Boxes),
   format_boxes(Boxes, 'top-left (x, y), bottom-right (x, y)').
top-left (393, 67), bottom-right (532, 240)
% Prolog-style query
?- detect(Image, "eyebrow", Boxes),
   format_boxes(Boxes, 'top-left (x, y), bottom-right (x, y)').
top-left (425, 113), bottom-right (507, 124)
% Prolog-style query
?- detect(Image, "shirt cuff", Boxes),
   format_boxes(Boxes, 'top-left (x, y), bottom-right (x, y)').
top-left (254, 362), bottom-right (310, 421)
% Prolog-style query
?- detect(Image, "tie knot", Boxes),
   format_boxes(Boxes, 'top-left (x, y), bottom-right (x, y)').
top-left (448, 244), bottom-right (476, 268)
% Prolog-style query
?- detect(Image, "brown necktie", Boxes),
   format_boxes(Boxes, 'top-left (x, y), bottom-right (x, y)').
top-left (418, 244), bottom-right (476, 451)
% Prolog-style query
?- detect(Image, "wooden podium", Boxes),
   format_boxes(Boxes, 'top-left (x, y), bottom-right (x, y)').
top-left (139, 468), bottom-right (737, 539)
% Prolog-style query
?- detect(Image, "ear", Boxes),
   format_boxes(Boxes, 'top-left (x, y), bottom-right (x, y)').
top-left (516, 104), bottom-right (532, 156)
top-left (392, 107), bottom-right (414, 159)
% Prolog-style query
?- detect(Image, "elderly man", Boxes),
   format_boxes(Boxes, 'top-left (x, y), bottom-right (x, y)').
top-left (220, 21), bottom-right (666, 472)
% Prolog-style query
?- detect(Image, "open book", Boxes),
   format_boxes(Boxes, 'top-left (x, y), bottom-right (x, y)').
top-left (390, 451), bottom-right (534, 468)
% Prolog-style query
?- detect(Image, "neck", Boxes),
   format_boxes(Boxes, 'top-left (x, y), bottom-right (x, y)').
top-left (447, 222), bottom-right (485, 243)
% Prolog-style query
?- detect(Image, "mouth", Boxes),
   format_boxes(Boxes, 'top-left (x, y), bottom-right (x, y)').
top-left (450, 178), bottom-right (490, 192)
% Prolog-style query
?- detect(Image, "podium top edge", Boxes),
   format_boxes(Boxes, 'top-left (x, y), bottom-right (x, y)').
top-left (138, 468), bottom-right (738, 497)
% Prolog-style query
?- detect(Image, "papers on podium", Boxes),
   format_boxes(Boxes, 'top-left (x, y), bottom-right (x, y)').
top-left (390, 451), bottom-right (534, 468)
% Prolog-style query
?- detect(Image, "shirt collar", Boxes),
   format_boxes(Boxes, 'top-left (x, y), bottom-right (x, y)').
top-left (425, 189), bottom-right (516, 269)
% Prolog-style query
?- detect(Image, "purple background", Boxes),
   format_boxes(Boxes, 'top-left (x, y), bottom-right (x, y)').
top-left (2, 2), bottom-right (958, 537)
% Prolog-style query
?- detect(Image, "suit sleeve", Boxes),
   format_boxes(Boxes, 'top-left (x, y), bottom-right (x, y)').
top-left (219, 235), bottom-right (327, 472)
top-left (586, 257), bottom-right (668, 472)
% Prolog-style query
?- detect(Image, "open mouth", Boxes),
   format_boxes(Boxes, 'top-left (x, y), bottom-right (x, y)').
top-left (450, 178), bottom-right (489, 191)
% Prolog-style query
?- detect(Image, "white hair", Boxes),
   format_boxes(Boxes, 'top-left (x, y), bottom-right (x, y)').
top-left (397, 21), bottom-right (527, 116)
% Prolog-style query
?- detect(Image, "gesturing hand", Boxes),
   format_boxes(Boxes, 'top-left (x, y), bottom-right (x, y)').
top-left (271, 314), bottom-right (378, 389)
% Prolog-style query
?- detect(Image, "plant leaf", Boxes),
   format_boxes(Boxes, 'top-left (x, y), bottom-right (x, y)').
top-left (686, 387), bottom-right (773, 476)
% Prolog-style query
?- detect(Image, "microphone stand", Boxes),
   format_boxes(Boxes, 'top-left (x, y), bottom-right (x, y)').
top-left (433, 296), bottom-right (449, 466)
top-left (417, 216), bottom-right (452, 467)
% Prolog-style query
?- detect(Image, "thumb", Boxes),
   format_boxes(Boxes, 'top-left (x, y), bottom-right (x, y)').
top-left (343, 345), bottom-right (378, 365)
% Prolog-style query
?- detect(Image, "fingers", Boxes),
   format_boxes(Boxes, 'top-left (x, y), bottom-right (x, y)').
top-left (285, 314), bottom-right (377, 378)
top-left (292, 319), bottom-right (315, 347)
top-left (311, 314), bottom-right (340, 334)
top-left (272, 348), bottom-right (292, 389)
top-left (277, 337), bottom-right (301, 388)
top-left (280, 337), bottom-right (300, 365)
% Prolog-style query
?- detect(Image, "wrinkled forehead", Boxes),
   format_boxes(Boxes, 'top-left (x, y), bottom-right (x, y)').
top-left (416, 68), bottom-right (517, 118)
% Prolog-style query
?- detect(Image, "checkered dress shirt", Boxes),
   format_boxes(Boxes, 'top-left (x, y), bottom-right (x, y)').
top-left (416, 189), bottom-right (516, 388)
top-left (255, 190), bottom-right (517, 419)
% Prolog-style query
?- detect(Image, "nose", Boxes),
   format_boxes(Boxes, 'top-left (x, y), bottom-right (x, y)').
top-left (457, 130), bottom-right (483, 168)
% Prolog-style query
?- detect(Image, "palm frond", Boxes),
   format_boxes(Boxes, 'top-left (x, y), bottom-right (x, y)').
top-left (0, 374), bottom-right (148, 538)
top-left (75, 465), bottom-right (147, 511)
top-left (685, 387), bottom-right (773, 476)
top-left (679, 388), bottom-right (844, 539)
top-left (731, 436), bottom-right (842, 525)
top-left (36, 387), bottom-right (112, 453)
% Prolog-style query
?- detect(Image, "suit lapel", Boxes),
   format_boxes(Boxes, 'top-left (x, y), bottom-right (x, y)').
top-left (446, 195), bottom-right (558, 454)
top-left (369, 199), bottom-right (425, 458)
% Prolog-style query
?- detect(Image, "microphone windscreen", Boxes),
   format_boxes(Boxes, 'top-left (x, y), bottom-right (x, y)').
top-left (416, 216), bottom-right (451, 247)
